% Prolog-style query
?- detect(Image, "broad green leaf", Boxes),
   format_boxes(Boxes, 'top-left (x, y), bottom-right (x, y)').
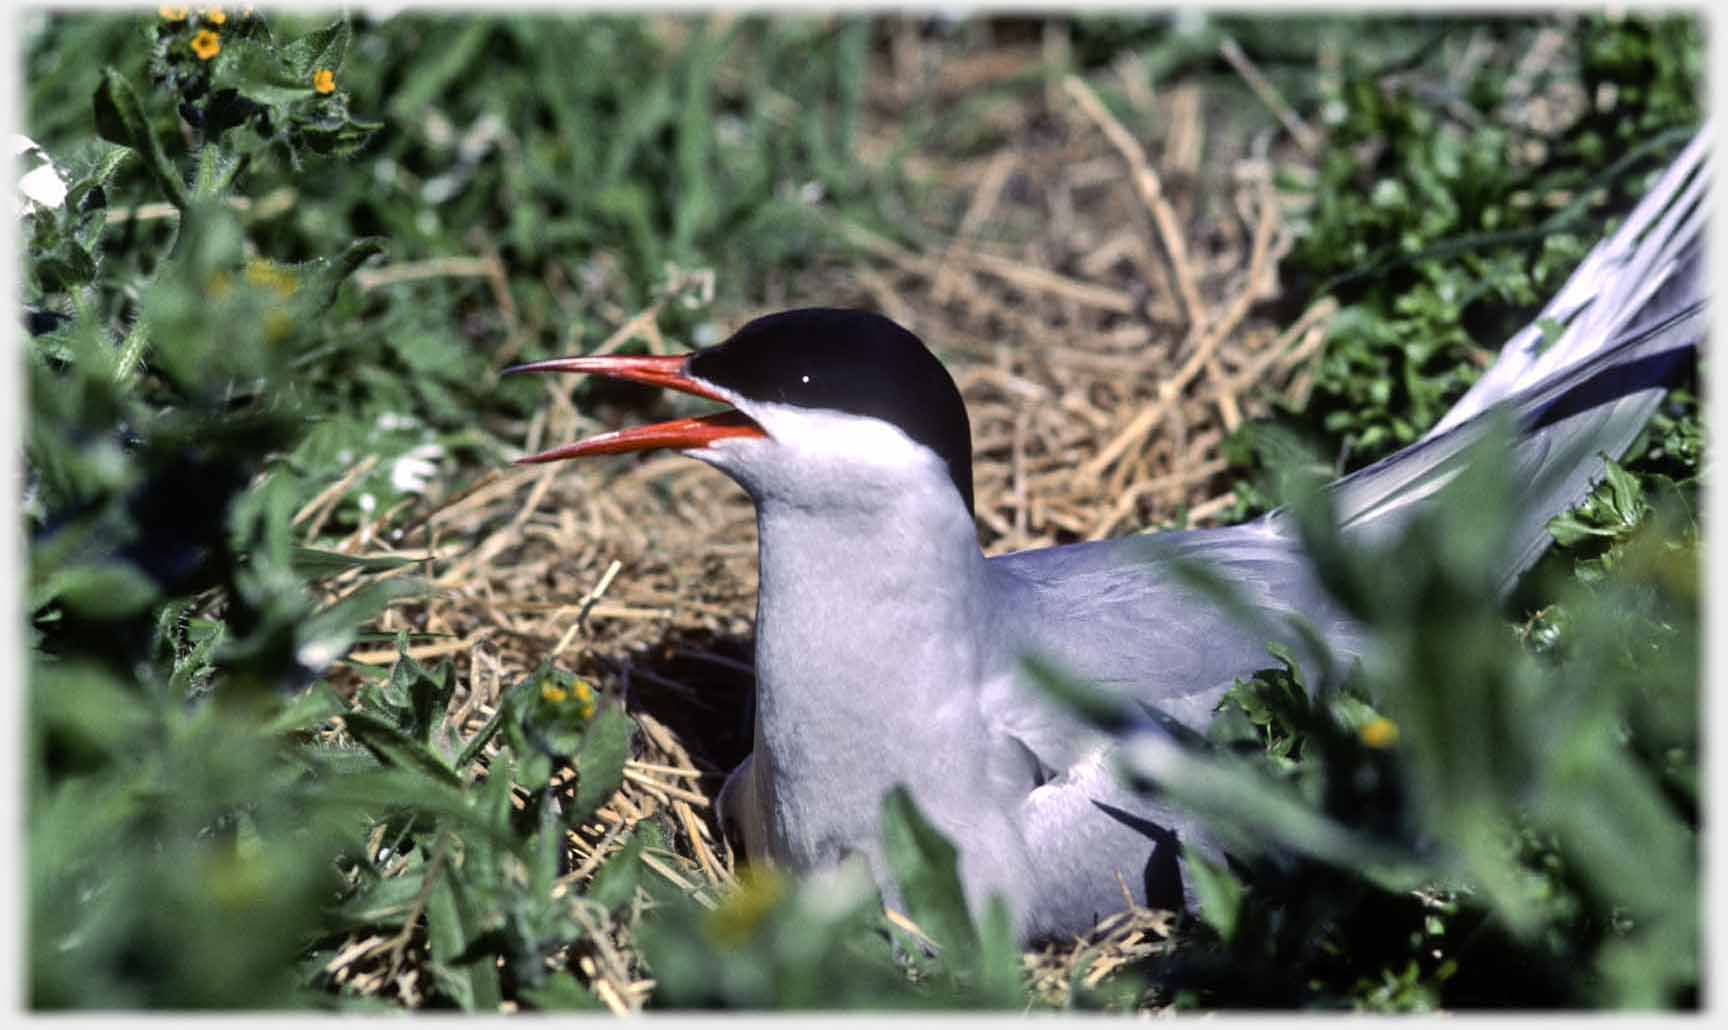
top-left (92, 67), bottom-right (189, 208)
top-left (34, 562), bottom-right (159, 620)
top-left (586, 828), bottom-right (645, 913)
top-left (878, 786), bottom-right (978, 970)
top-left (972, 895), bottom-right (1024, 1007)
top-left (569, 705), bottom-right (635, 827)
top-left (333, 865), bottom-right (429, 929)
top-left (425, 849), bottom-right (503, 1012)
top-left (279, 20), bottom-right (352, 80)
top-left (1185, 850), bottom-right (1245, 942)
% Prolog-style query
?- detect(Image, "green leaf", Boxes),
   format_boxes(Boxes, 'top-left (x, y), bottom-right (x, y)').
top-left (277, 237), bottom-right (387, 317)
top-left (341, 711), bottom-right (462, 789)
top-left (476, 748), bottom-right (515, 839)
top-left (92, 67), bottom-right (144, 149)
top-left (878, 786), bottom-right (978, 969)
top-left (333, 864), bottom-right (429, 929)
top-left (1116, 731), bottom-right (1426, 890)
top-left (570, 705), bottom-right (635, 827)
top-left (30, 239), bottom-right (99, 292)
top-left (280, 19), bottom-right (353, 80)
top-left (34, 562), bottom-right (160, 620)
top-left (191, 143), bottom-right (247, 201)
top-left (262, 680), bottom-right (348, 736)
top-left (454, 696), bottom-right (514, 773)
top-left (92, 67), bottom-right (189, 209)
top-left (425, 848), bottom-right (503, 1012)
top-left (586, 828), bottom-right (645, 912)
top-left (1185, 850), bottom-right (1245, 942)
top-left (213, 38), bottom-right (321, 107)
top-left (972, 895), bottom-right (1025, 1007)
top-left (290, 546), bottom-right (424, 579)
top-left (411, 659), bottom-right (458, 750)
top-left (519, 971), bottom-right (604, 1011)
top-left (298, 577), bottom-right (424, 670)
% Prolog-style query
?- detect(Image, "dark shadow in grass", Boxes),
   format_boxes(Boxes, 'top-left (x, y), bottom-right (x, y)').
top-left (606, 626), bottom-right (758, 784)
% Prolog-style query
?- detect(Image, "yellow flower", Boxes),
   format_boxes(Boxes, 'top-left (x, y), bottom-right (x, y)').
top-left (541, 683), bottom-right (570, 704)
top-left (263, 310), bottom-right (293, 343)
top-left (190, 29), bottom-right (221, 61)
top-left (202, 6), bottom-right (227, 25)
top-left (1360, 717), bottom-right (1400, 749)
top-left (312, 68), bottom-right (336, 95)
top-left (160, 6), bottom-right (189, 21)
top-left (703, 866), bottom-right (786, 946)
top-left (570, 679), bottom-right (598, 718)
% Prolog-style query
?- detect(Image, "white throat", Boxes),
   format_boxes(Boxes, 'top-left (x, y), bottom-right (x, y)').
top-left (695, 405), bottom-right (1011, 871)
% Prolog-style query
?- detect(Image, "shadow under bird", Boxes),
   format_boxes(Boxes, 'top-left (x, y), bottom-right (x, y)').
top-left (505, 128), bottom-right (1709, 942)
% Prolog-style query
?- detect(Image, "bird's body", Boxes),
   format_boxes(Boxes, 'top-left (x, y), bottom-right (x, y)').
top-left (510, 127), bottom-right (1709, 941)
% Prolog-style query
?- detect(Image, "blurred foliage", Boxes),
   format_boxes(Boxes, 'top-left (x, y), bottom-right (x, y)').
top-left (20, 8), bottom-right (1703, 1014)
top-left (1092, 429), bottom-right (1699, 1010)
top-left (22, 8), bottom-right (1032, 1012)
top-left (1139, 19), bottom-right (1707, 982)
top-left (1041, 13), bottom-right (1703, 1012)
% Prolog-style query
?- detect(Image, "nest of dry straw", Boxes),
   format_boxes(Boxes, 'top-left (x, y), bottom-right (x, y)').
top-left (313, 27), bottom-right (1335, 1011)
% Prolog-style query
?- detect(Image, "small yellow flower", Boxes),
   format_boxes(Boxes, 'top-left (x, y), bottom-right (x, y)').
top-left (312, 68), bottom-right (336, 95)
top-left (202, 6), bottom-right (227, 25)
top-left (704, 865), bottom-right (786, 946)
top-left (190, 29), bottom-right (221, 61)
top-left (263, 310), bottom-right (294, 343)
top-left (160, 6), bottom-right (189, 21)
top-left (572, 680), bottom-right (597, 719)
top-left (1360, 717), bottom-right (1400, 749)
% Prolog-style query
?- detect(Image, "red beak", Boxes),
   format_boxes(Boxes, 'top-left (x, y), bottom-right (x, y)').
top-left (503, 353), bottom-right (766, 464)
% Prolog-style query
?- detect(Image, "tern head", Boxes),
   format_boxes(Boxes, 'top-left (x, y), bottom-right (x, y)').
top-left (506, 308), bottom-right (974, 516)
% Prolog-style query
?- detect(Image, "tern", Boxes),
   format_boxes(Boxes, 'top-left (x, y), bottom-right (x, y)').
top-left (506, 128), bottom-right (1708, 941)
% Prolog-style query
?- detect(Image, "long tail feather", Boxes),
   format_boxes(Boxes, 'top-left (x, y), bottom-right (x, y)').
top-left (1329, 125), bottom-right (1709, 590)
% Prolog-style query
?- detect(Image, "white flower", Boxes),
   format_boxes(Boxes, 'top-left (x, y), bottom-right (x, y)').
top-left (389, 443), bottom-right (443, 494)
top-left (295, 634), bottom-right (350, 671)
top-left (375, 412), bottom-right (419, 431)
top-left (15, 134), bottom-right (66, 214)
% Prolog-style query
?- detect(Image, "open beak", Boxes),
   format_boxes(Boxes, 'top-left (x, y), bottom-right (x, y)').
top-left (503, 353), bottom-right (766, 465)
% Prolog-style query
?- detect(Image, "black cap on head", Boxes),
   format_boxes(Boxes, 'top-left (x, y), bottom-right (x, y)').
top-left (688, 309), bottom-right (974, 512)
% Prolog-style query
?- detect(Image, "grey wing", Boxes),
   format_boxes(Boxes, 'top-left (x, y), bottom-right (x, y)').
top-left (982, 519), bottom-right (1364, 762)
top-left (982, 524), bottom-right (1343, 929)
